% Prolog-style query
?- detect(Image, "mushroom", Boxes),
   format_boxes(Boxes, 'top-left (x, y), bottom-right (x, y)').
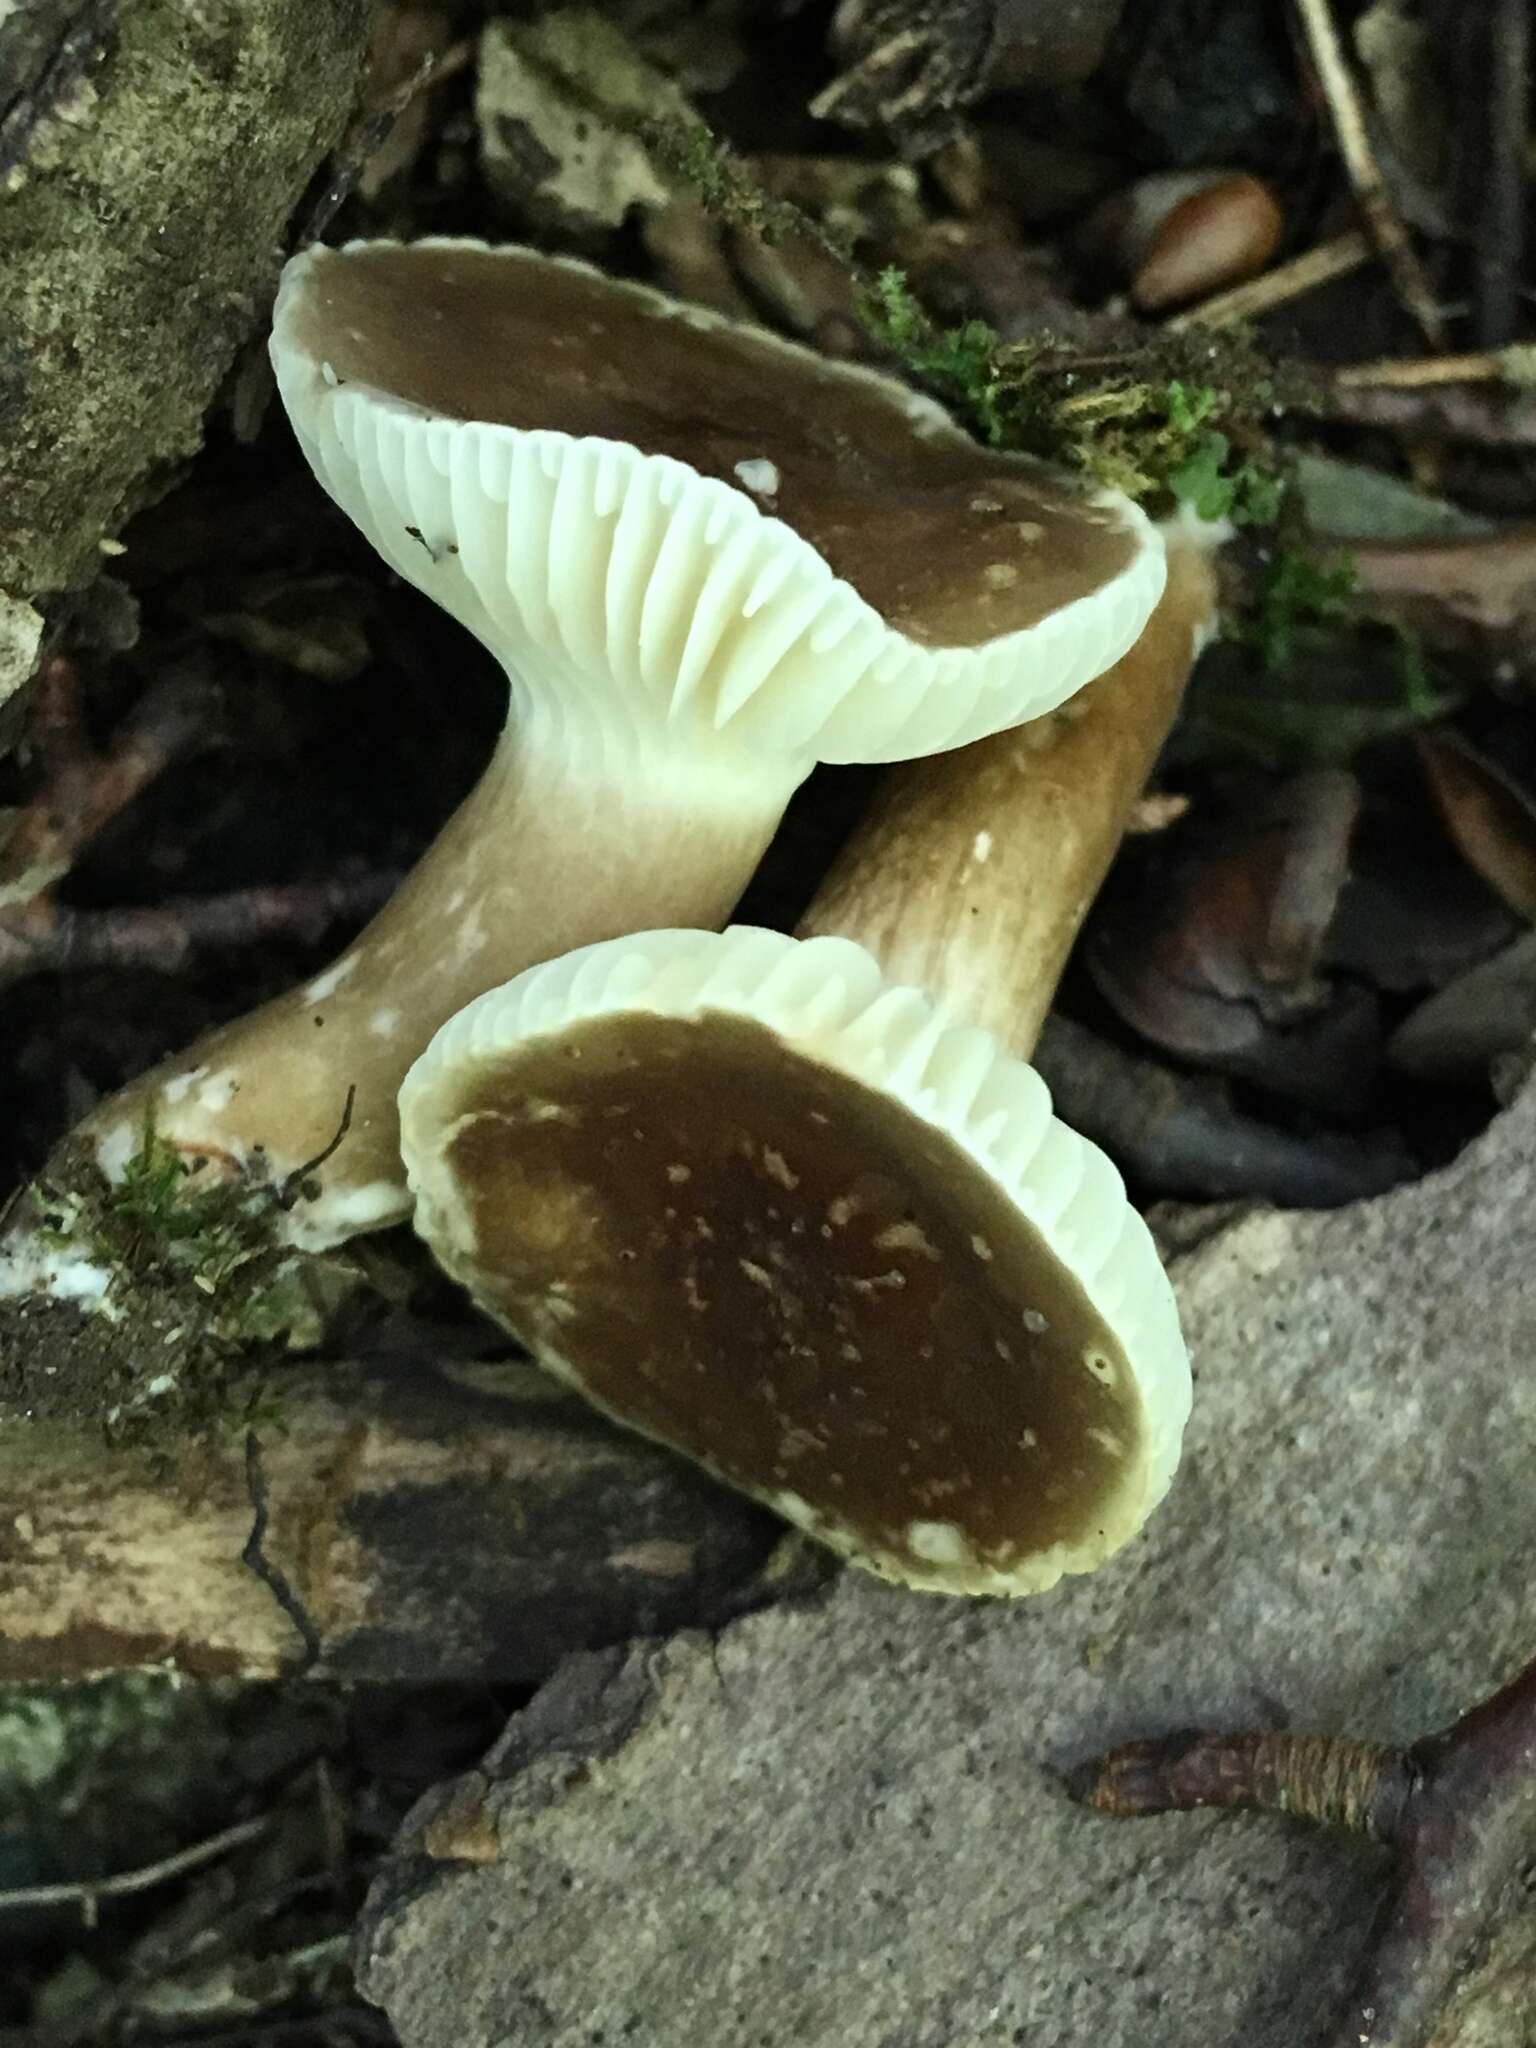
top-left (398, 532), bottom-right (1218, 1593)
top-left (30, 237), bottom-right (1165, 1253)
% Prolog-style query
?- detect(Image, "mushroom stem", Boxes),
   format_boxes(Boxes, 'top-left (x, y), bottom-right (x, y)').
top-left (75, 730), bottom-right (799, 1245)
top-left (800, 537), bottom-right (1218, 1057)
top-left (394, 525), bottom-right (1215, 1592)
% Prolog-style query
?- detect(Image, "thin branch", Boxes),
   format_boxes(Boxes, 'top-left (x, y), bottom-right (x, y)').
top-left (1166, 230), bottom-right (1371, 332)
top-left (242, 1430), bottom-right (322, 1674)
top-left (0, 868), bottom-right (399, 989)
top-left (1475, 0), bottom-right (1529, 346)
top-left (1291, 0), bottom-right (1445, 345)
top-left (299, 37), bottom-right (475, 244)
top-left (1070, 1646), bottom-right (1536, 2048)
top-left (0, 659), bottom-right (221, 902)
top-left (1311, 378), bottom-right (1536, 445)
top-left (0, 1816), bottom-right (269, 1925)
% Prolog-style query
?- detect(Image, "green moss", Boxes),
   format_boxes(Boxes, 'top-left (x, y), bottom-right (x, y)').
top-left (20, 1118), bottom-right (353, 1429)
top-left (1248, 543), bottom-right (1359, 673)
top-left (654, 120), bottom-right (1287, 526)
top-left (858, 267), bottom-right (1284, 520)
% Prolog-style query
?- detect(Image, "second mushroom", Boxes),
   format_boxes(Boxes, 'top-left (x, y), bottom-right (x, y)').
top-left (399, 532), bottom-right (1218, 1594)
top-left (10, 237), bottom-right (1164, 1260)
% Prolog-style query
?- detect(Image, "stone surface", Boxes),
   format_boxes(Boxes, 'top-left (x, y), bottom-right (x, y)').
top-left (359, 1083), bottom-right (1536, 2048)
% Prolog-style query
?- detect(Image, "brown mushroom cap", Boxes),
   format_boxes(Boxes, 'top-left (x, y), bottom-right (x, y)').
top-left (275, 237), bottom-right (1165, 760)
top-left (399, 929), bottom-right (1188, 1594)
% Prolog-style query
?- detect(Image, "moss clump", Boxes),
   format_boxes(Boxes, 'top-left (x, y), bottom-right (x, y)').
top-left (15, 1118), bottom-right (354, 1433)
top-left (647, 117), bottom-right (1285, 522)
top-left (858, 267), bottom-right (1283, 521)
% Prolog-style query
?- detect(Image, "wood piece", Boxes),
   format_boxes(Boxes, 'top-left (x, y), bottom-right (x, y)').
top-left (0, 1356), bottom-right (785, 1685)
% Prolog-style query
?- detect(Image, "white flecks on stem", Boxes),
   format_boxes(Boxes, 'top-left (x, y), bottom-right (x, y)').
top-left (162, 1065), bottom-right (210, 1106)
top-left (0, 1237), bottom-right (115, 1307)
top-left (94, 1121), bottom-right (142, 1184)
top-left (195, 1070), bottom-right (239, 1113)
top-left (305, 953), bottom-right (360, 1003)
top-left (906, 1519), bottom-right (969, 1567)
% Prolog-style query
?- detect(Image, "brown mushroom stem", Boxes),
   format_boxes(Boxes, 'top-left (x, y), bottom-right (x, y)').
top-left (70, 736), bottom-right (797, 1244)
top-left (1068, 1646), bottom-right (1536, 2048)
top-left (800, 539), bottom-right (1218, 1058)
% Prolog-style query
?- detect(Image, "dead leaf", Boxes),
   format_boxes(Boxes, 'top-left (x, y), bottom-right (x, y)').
top-left (1416, 727), bottom-right (1536, 921)
top-left (476, 9), bottom-right (693, 238)
top-left (1087, 771), bottom-right (1374, 1109)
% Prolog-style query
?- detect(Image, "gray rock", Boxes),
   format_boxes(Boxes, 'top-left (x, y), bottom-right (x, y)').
top-left (359, 1085), bottom-right (1536, 2048)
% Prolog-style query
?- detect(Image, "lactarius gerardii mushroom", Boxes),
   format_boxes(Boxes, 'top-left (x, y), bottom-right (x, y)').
top-left (398, 534), bottom-right (1217, 1593)
top-left (36, 239), bottom-right (1164, 1252)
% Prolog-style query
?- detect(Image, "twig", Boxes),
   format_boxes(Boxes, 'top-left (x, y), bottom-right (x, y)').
top-left (0, 869), bottom-right (399, 989)
top-left (1291, 0), bottom-right (1445, 346)
top-left (0, 658), bottom-right (220, 902)
top-left (1335, 344), bottom-right (1536, 390)
top-left (0, 1816), bottom-right (269, 1926)
top-left (1069, 1647), bottom-right (1536, 2048)
top-left (1476, 0), bottom-right (1529, 347)
top-left (1312, 378), bottom-right (1536, 446)
top-left (1165, 231), bottom-right (1371, 332)
top-left (1034, 1015), bottom-right (1411, 1208)
top-left (299, 38), bottom-right (475, 245)
top-left (241, 1430), bottom-right (322, 1674)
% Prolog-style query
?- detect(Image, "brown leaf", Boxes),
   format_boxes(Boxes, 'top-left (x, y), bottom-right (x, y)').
top-left (1087, 771), bottom-right (1373, 1109)
top-left (1416, 727), bottom-right (1536, 921)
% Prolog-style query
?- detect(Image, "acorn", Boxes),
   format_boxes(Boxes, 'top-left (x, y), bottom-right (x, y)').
top-left (1078, 169), bottom-right (1284, 312)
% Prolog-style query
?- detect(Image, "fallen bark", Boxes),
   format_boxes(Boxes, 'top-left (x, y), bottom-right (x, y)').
top-left (0, 0), bottom-right (370, 701)
top-left (0, 1354), bottom-right (785, 1685)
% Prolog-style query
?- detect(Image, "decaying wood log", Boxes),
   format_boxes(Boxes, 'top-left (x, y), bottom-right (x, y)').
top-left (0, 0), bottom-right (371, 706)
top-left (0, 1355), bottom-right (788, 1685)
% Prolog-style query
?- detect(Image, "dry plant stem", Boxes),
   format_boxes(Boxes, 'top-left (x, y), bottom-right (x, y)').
top-left (0, 870), bottom-right (398, 988)
top-left (1316, 380), bottom-right (1536, 446)
top-left (79, 735), bottom-right (794, 1241)
top-left (1072, 1648), bottom-right (1536, 2048)
top-left (1346, 528), bottom-right (1536, 679)
top-left (1164, 230), bottom-right (1371, 332)
top-left (0, 658), bottom-right (218, 903)
top-left (1073, 1728), bottom-right (1411, 1836)
top-left (0, 1817), bottom-right (271, 1923)
top-left (1291, 0), bottom-right (1446, 346)
top-left (1475, 0), bottom-right (1529, 347)
top-left (300, 37), bottom-right (477, 245)
top-left (801, 545), bottom-right (1217, 1059)
top-left (1334, 349), bottom-right (1536, 390)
